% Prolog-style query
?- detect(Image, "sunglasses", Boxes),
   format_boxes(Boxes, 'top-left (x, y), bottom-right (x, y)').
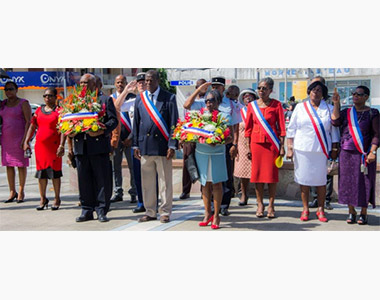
top-left (4, 88), bottom-right (15, 91)
top-left (257, 86), bottom-right (268, 91)
top-left (43, 94), bottom-right (55, 98)
top-left (205, 98), bottom-right (217, 103)
top-left (352, 92), bottom-right (366, 97)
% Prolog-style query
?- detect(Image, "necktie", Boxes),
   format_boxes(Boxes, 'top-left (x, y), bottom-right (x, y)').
top-left (150, 94), bottom-right (155, 105)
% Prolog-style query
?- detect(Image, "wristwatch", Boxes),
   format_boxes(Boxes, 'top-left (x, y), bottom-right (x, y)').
top-left (372, 151), bottom-right (377, 155)
top-left (233, 144), bottom-right (238, 147)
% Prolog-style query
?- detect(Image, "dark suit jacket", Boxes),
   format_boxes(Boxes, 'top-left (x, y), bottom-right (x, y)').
top-left (132, 88), bottom-right (178, 156)
top-left (73, 93), bottom-right (118, 155)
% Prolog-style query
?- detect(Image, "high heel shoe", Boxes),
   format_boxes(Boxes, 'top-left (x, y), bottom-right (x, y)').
top-left (16, 192), bottom-right (25, 203)
top-left (51, 199), bottom-right (61, 211)
top-left (5, 192), bottom-right (18, 203)
top-left (211, 222), bottom-right (220, 230)
top-left (199, 215), bottom-right (214, 227)
top-left (316, 211), bottom-right (328, 222)
top-left (36, 198), bottom-right (49, 211)
top-left (300, 210), bottom-right (309, 221)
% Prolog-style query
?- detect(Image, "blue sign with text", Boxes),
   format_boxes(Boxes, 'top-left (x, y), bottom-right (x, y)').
top-left (0, 71), bottom-right (80, 88)
top-left (170, 80), bottom-right (196, 86)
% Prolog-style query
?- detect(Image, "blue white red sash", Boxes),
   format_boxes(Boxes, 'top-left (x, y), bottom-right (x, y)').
top-left (61, 112), bottom-right (98, 121)
top-left (240, 107), bottom-right (247, 125)
top-left (112, 93), bottom-right (132, 133)
top-left (120, 111), bottom-right (132, 133)
top-left (250, 101), bottom-right (280, 152)
top-left (347, 107), bottom-right (369, 169)
top-left (183, 126), bottom-right (214, 138)
top-left (140, 91), bottom-right (169, 141)
top-left (303, 101), bottom-right (329, 158)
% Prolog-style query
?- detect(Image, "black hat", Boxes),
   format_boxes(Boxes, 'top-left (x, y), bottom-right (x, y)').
top-left (136, 72), bottom-right (146, 82)
top-left (211, 76), bottom-right (225, 86)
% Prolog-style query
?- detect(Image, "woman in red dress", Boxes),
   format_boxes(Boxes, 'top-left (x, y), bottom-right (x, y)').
top-left (24, 88), bottom-right (65, 210)
top-left (245, 77), bottom-right (286, 218)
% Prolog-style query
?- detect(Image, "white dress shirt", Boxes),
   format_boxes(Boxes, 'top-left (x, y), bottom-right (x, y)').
top-left (287, 99), bottom-right (340, 152)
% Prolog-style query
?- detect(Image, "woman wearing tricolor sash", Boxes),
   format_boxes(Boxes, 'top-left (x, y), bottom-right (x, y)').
top-left (286, 81), bottom-right (340, 222)
top-left (331, 86), bottom-right (379, 225)
top-left (245, 78), bottom-right (286, 218)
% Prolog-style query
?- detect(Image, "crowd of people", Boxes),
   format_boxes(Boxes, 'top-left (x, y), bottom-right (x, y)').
top-left (0, 71), bottom-right (378, 228)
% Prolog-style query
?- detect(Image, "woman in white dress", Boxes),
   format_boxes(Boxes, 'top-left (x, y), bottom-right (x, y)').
top-left (286, 81), bottom-right (339, 222)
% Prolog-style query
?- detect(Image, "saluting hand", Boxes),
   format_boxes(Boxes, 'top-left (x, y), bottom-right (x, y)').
top-left (331, 88), bottom-right (340, 106)
top-left (197, 82), bottom-right (212, 94)
top-left (125, 80), bottom-right (137, 94)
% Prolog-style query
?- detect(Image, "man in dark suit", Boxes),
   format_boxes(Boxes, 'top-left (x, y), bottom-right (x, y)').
top-left (69, 73), bottom-right (118, 222)
top-left (132, 70), bottom-right (179, 223)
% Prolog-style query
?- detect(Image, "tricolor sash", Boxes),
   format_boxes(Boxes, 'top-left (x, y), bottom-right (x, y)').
top-left (112, 93), bottom-right (132, 133)
top-left (120, 111), bottom-right (132, 133)
top-left (347, 107), bottom-right (370, 172)
top-left (250, 101), bottom-right (280, 152)
top-left (183, 126), bottom-right (214, 138)
top-left (61, 112), bottom-right (98, 121)
top-left (303, 101), bottom-right (329, 158)
top-left (240, 106), bottom-right (247, 125)
top-left (140, 91), bottom-right (169, 141)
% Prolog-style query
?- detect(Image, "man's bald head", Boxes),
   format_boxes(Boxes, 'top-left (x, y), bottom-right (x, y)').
top-left (114, 74), bottom-right (127, 93)
top-left (80, 74), bottom-right (96, 92)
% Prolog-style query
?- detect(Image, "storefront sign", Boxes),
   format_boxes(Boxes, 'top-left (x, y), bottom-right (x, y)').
top-left (262, 68), bottom-right (351, 79)
top-left (0, 71), bottom-right (80, 89)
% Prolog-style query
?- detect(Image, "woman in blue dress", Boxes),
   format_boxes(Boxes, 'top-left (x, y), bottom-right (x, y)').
top-left (195, 90), bottom-right (233, 229)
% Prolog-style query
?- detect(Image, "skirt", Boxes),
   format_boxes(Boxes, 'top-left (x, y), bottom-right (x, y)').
top-left (294, 150), bottom-right (327, 186)
top-left (195, 143), bottom-right (227, 186)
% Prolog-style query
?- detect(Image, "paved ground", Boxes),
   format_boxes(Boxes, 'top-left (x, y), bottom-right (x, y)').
top-left (1, 150), bottom-right (379, 231)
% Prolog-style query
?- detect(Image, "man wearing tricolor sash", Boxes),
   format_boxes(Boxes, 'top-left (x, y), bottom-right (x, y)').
top-left (110, 75), bottom-right (138, 205)
top-left (132, 70), bottom-right (179, 223)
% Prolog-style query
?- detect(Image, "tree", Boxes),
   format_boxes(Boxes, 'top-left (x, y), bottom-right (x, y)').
top-left (142, 68), bottom-right (176, 94)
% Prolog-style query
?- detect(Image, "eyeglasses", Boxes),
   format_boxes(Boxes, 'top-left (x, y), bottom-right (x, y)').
top-left (257, 86), bottom-right (268, 91)
top-left (352, 92), bottom-right (366, 97)
top-left (4, 88), bottom-right (15, 91)
top-left (43, 94), bottom-right (55, 98)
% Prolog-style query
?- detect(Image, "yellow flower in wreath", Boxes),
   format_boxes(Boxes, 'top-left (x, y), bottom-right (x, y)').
top-left (83, 118), bottom-right (95, 127)
top-left (206, 138), bottom-right (213, 144)
top-left (61, 121), bottom-right (70, 131)
top-left (91, 124), bottom-right (99, 132)
top-left (75, 125), bottom-right (82, 132)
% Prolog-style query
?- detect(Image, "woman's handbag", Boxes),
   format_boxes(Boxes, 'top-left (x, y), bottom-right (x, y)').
top-left (185, 153), bottom-right (200, 183)
top-left (327, 160), bottom-right (339, 176)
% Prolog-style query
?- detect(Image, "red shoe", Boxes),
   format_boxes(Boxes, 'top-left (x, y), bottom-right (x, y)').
top-left (211, 224), bottom-right (220, 230)
top-left (316, 211), bottom-right (328, 222)
top-left (199, 216), bottom-right (214, 227)
top-left (300, 210), bottom-right (309, 221)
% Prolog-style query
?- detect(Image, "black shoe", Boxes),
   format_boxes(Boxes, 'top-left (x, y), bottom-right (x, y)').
top-left (36, 198), bottom-right (49, 211)
top-left (5, 192), bottom-right (18, 203)
top-left (357, 214), bottom-right (368, 225)
top-left (133, 206), bottom-right (146, 213)
top-left (346, 213), bottom-right (357, 224)
top-left (309, 198), bottom-right (318, 208)
top-left (98, 214), bottom-right (109, 222)
top-left (110, 195), bottom-right (123, 203)
top-left (179, 193), bottom-right (190, 200)
top-left (220, 208), bottom-right (230, 216)
top-left (76, 214), bottom-right (94, 222)
top-left (325, 201), bottom-right (333, 210)
top-left (130, 195), bottom-right (137, 204)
